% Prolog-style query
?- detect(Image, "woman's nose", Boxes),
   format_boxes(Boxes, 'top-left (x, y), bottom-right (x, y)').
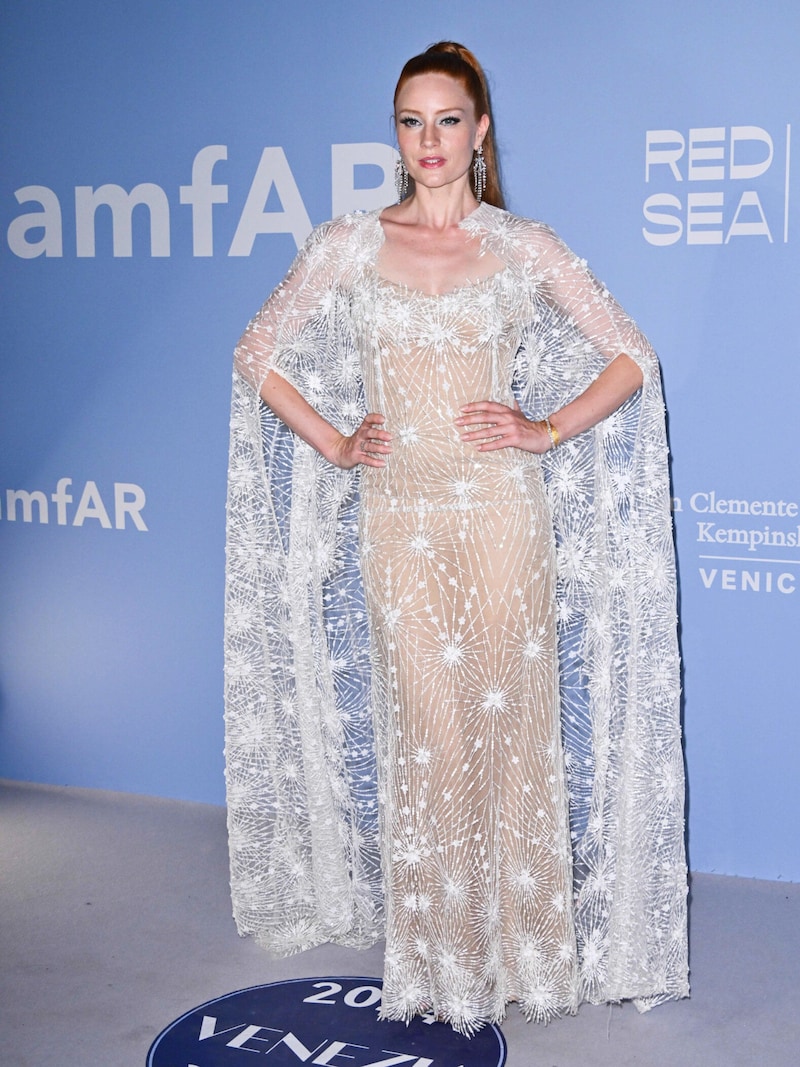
top-left (421, 123), bottom-right (439, 147)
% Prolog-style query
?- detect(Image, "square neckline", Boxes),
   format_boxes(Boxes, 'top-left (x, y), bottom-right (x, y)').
top-left (369, 262), bottom-right (512, 300)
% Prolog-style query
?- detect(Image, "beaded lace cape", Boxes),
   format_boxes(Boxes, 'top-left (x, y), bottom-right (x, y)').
top-left (225, 203), bottom-right (688, 1020)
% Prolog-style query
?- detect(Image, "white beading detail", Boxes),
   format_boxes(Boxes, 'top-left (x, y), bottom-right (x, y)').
top-left (225, 204), bottom-right (688, 1034)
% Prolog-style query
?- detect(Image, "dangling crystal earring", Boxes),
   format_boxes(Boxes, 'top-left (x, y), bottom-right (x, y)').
top-left (473, 144), bottom-right (487, 203)
top-left (395, 157), bottom-right (409, 202)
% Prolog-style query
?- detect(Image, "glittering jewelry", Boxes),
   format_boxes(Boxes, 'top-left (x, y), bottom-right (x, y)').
top-left (395, 157), bottom-right (409, 202)
top-left (473, 144), bottom-right (487, 203)
top-left (544, 416), bottom-right (561, 449)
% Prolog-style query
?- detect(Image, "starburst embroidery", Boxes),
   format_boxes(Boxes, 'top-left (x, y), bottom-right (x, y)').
top-left (482, 688), bottom-right (507, 712)
top-left (441, 641), bottom-right (465, 666)
top-left (226, 210), bottom-right (686, 1031)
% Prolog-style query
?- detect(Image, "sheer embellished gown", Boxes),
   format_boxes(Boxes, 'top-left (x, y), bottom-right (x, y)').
top-left (225, 205), bottom-right (688, 1038)
top-left (353, 270), bottom-right (577, 1028)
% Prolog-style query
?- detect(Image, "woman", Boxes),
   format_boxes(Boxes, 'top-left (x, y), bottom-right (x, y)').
top-left (225, 42), bottom-right (688, 1034)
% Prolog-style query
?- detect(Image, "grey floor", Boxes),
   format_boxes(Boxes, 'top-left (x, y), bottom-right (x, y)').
top-left (1, 780), bottom-right (798, 1067)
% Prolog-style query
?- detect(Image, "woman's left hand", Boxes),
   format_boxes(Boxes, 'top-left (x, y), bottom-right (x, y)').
top-left (455, 400), bottom-right (551, 454)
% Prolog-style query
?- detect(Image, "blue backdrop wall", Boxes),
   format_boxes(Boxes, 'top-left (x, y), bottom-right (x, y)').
top-left (2, 0), bottom-right (798, 881)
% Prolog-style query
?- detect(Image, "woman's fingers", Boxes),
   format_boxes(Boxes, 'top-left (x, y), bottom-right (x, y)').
top-left (456, 402), bottom-right (514, 440)
top-left (454, 401), bottom-right (549, 453)
top-left (458, 400), bottom-right (509, 415)
top-left (355, 414), bottom-right (391, 466)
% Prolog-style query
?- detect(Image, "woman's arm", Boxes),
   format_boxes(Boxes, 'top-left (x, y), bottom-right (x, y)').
top-left (456, 352), bottom-right (641, 454)
top-left (458, 222), bottom-right (650, 454)
top-left (260, 369), bottom-right (391, 469)
top-left (545, 352), bottom-right (642, 440)
top-left (233, 216), bottom-right (391, 469)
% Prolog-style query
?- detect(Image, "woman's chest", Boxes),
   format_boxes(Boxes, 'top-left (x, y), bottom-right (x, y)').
top-left (351, 270), bottom-right (526, 360)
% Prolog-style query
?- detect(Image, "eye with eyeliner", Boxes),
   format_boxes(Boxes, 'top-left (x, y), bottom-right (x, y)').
top-left (398, 114), bottom-right (461, 127)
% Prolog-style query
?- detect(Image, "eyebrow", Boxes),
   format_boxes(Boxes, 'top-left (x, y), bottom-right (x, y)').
top-left (396, 107), bottom-right (468, 116)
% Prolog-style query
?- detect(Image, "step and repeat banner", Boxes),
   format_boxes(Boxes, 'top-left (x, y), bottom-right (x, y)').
top-left (1, 1), bottom-right (798, 880)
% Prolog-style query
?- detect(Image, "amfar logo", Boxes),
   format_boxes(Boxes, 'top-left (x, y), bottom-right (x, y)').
top-left (6, 143), bottom-right (397, 259)
top-left (643, 124), bottom-right (792, 245)
top-left (0, 478), bottom-right (147, 530)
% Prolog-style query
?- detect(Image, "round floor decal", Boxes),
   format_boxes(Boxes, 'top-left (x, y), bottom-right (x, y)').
top-left (148, 975), bottom-right (507, 1066)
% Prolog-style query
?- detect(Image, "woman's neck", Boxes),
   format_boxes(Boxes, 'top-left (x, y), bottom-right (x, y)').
top-left (395, 183), bottom-right (479, 231)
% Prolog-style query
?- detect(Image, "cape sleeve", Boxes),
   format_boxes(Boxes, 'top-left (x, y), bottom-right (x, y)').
top-left (505, 218), bottom-right (689, 1009)
top-left (224, 216), bottom-right (382, 955)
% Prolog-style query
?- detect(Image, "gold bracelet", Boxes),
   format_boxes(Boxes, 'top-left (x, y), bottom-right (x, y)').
top-left (544, 416), bottom-right (561, 449)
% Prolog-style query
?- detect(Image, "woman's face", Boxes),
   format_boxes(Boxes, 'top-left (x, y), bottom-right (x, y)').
top-left (394, 72), bottom-right (489, 196)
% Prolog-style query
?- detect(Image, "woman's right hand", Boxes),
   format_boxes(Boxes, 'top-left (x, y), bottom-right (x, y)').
top-left (328, 414), bottom-right (392, 469)
top-left (260, 369), bottom-right (391, 471)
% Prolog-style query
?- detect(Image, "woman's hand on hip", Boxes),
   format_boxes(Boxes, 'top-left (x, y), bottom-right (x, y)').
top-left (329, 414), bottom-right (392, 469)
top-left (455, 401), bottom-right (551, 454)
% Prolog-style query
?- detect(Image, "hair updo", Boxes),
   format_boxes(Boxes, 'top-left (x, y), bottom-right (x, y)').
top-left (393, 41), bottom-right (505, 209)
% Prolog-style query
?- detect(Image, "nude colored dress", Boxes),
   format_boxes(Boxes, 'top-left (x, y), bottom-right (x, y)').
top-left (225, 204), bottom-right (688, 1034)
top-left (355, 269), bottom-right (576, 1026)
